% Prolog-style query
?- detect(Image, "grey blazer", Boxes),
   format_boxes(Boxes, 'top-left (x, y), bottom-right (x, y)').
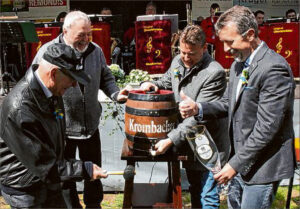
top-left (153, 52), bottom-right (230, 169)
top-left (201, 42), bottom-right (296, 184)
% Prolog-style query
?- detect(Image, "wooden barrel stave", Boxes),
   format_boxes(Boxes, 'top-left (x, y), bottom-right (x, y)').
top-left (125, 90), bottom-right (178, 155)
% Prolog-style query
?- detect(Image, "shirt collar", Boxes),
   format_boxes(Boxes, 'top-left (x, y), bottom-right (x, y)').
top-left (34, 70), bottom-right (53, 98)
top-left (245, 41), bottom-right (264, 67)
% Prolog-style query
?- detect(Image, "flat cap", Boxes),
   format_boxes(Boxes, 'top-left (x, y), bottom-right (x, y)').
top-left (43, 43), bottom-right (91, 85)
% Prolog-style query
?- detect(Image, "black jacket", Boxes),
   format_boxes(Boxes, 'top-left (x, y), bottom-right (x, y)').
top-left (0, 66), bottom-right (89, 190)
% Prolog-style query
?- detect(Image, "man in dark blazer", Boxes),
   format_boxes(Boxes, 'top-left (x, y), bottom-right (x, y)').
top-left (140, 25), bottom-right (230, 208)
top-left (179, 6), bottom-right (296, 209)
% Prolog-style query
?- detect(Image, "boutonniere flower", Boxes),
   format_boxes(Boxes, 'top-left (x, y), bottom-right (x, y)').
top-left (173, 68), bottom-right (180, 79)
top-left (240, 68), bottom-right (249, 85)
top-left (54, 108), bottom-right (64, 119)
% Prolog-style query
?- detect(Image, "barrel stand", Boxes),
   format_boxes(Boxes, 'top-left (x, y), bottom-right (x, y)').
top-left (121, 139), bottom-right (182, 208)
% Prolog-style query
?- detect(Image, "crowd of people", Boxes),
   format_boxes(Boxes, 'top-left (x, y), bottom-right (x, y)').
top-left (0, 1), bottom-right (298, 209)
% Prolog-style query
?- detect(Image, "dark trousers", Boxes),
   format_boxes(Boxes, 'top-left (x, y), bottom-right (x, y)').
top-left (62, 130), bottom-right (103, 209)
top-left (1, 184), bottom-right (66, 208)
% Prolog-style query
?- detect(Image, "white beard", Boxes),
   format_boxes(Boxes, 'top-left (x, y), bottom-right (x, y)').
top-left (75, 44), bottom-right (88, 53)
top-left (69, 43), bottom-right (88, 54)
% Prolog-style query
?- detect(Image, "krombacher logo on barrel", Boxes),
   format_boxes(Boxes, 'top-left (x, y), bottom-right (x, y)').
top-left (129, 119), bottom-right (176, 133)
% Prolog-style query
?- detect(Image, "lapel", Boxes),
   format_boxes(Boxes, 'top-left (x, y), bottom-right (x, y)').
top-left (231, 62), bottom-right (244, 113)
top-left (232, 42), bottom-right (269, 113)
top-left (178, 52), bottom-right (208, 87)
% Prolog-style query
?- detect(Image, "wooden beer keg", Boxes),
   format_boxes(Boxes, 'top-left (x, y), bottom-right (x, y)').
top-left (125, 90), bottom-right (178, 155)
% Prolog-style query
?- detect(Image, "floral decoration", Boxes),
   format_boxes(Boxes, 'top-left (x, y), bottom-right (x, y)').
top-left (240, 68), bottom-right (249, 85)
top-left (173, 68), bottom-right (180, 78)
top-left (54, 108), bottom-right (64, 119)
top-left (108, 64), bottom-right (151, 87)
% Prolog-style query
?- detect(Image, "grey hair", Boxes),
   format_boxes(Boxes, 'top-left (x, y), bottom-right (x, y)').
top-left (63, 11), bottom-right (91, 31)
top-left (215, 5), bottom-right (258, 37)
top-left (179, 25), bottom-right (206, 47)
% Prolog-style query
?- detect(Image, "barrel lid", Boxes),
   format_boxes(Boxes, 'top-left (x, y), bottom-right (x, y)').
top-left (128, 90), bottom-right (175, 101)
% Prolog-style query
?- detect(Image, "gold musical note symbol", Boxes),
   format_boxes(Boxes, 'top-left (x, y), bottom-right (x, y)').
top-left (285, 50), bottom-right (292, 59)
top-left (36, 41), bottom-right (42, 52)
top-left (146, 36), bottom-right (152, 53)
top-left (155, 49), bottom-right (161, 58)
top-left (276, 37), bottom-right (283, 54)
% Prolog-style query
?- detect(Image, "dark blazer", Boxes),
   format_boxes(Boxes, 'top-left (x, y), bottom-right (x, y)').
top-left (200, 42), bottom-right (296, 184)
top-left (153, 52), bottom-right (230, 169)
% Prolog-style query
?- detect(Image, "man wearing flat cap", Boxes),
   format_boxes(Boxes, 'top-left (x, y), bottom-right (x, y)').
top-left (0, 43), bottom-right (108, 208)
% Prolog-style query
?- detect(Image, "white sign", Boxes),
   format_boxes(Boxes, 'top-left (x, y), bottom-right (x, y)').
top-left (233, 0), bottom-right (299, 18)
top-left (192, 0), bottom-right (299, 20)
top-left (1, 0), bottom-right (69, 20)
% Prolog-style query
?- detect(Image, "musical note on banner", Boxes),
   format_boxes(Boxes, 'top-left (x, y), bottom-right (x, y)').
top-left (284, 50), bottom-right (292, 59)
top-left (276, 37), bottom-right (283, 53)
top-left (155, 49), bottom-right (161, 58)
top-left (146, 36), bottom-right (152, 53)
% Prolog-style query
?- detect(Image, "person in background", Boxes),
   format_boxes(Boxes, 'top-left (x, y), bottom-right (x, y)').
top-left (196, 15), bottom-right (204, 24)
top-left (286, 9), bottom-right (297, 19)
top-left (179, 6), bottom-right (296, 209)
top-left (145, 1), bottom-right (157, 15)
top-left (100, 7), bottom-right (112, 15)
top-left (32, 11), bottom-right (130, 209)
top-left (254, 10), bottom-right (265, 26)
top-left (56, 11), bottom-right (67, 22)
top-left (123, 1), bottom-right (157, 47)
top-left (201, 3), bottom-right (220, 55)
top-left (56, 11), bottom-right (67, 33)
top-left (0, 43), bottom-right (108, 208)
top-left (100, 7), bottom-right (122, 64)
top-left (140, 25), bottom-right (230, 209)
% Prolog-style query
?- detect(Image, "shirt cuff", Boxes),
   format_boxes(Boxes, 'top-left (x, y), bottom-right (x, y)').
top-left (194, 103), bottom-right (203, 121)
top-left (111, 91), bottom-right (119, 101)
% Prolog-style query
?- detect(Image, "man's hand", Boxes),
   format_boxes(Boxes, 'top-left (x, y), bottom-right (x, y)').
top-left (179, 91), bottom-right (199, 119)
top-left (150, 138), bottom-right (173, 156)
top-left (213, 163), bottom-right (237, 185)
top-left (117, 85), bottom-right (133, 102)
top-left (140, 82), bottom-right (159, 92)
top-left (91, 164), bottom-right (108, 180)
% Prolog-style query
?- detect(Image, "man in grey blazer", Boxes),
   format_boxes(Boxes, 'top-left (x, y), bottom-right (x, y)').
top-left (140, 25), bottom-right (230, 208)
top-left (179, 6), bottom-right (296, 209)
